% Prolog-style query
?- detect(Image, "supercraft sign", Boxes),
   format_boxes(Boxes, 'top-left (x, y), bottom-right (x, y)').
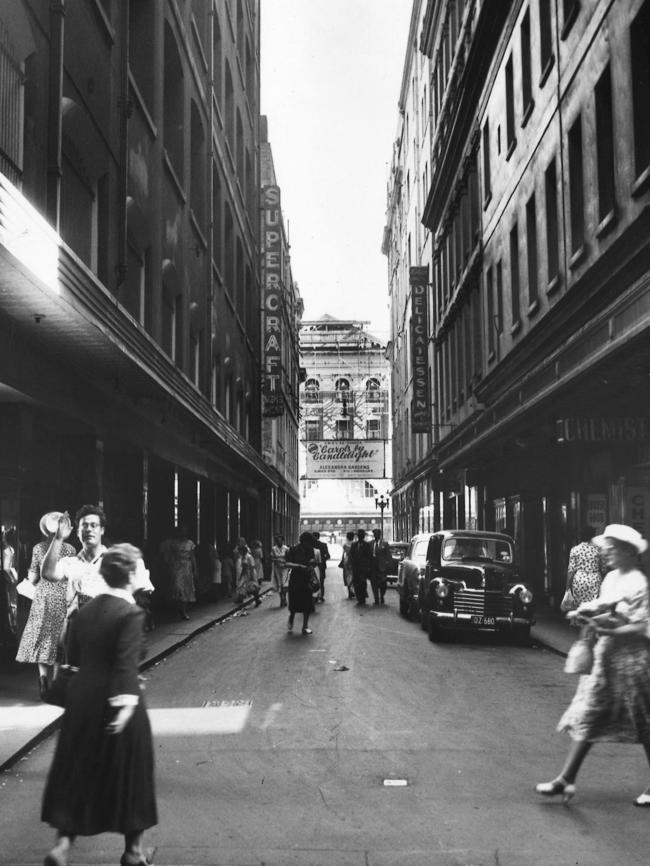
top-left (305, 440), bottom-right (386, 479)
top-left (262, 185), bottom-right (284, 417)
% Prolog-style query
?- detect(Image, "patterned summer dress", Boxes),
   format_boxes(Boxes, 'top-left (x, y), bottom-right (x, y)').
top-left (16, 540), bottom-right (77, 665)
top-left (558, 568), bottom-right (650, 743)
top-left (568, 541), bottom-right (603, 605)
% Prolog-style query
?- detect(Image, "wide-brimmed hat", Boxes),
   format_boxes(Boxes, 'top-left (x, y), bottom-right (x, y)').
top-left (39, 511), bottom-right (63, 536)
top-left (593, 524), bottom-right (648, 554)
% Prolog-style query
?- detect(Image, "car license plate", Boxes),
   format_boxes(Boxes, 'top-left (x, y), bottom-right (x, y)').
top-left (471, 615), bottom-right (496, 626)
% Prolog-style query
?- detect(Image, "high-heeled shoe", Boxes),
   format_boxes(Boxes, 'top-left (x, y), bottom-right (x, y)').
top-left (535, 776), bottom-right (576, 804)
top-left (43, 847), bottom-right (67, 866)
top-left (633, 791), bottom-right (650, 807)
top-left (120, 853), bottom-right (152, 866)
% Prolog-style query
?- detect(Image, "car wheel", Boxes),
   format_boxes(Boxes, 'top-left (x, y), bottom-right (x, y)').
top-left (428, 616), bottom-right (444, 642)
top-left (512, 624), bottom-right (531, 646)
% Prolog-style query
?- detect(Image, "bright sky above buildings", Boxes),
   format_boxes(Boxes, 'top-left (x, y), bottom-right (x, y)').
top-left (260, 0), bottom-right (414, 343)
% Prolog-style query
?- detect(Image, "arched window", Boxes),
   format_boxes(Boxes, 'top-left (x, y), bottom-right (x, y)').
top-left (335, 377), bottom-right (350, 402)
top-left (304, 378), bottom-right (320, 403)
top-left (366, 377), bottom-right (380, 402)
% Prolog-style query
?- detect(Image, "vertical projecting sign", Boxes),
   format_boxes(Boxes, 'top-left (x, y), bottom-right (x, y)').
top-left (410, 266), bottom-right (431, 433)
top-left (262, 185), bottom-right (284, 416)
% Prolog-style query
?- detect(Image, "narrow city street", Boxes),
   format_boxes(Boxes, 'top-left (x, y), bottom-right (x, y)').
top-left (2, 562), bottom-right (649, 866)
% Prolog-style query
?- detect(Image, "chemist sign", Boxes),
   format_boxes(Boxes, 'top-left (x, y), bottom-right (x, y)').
top-left (304, 440), bottom-right (386, 479)
top-left (262, 185), bottom-right (284, 416)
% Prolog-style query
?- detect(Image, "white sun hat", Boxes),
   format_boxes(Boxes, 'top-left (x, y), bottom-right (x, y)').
top-left (593, 524), bottom-right (648, 555)
top-left (39, 511), bottom-right (64, 537)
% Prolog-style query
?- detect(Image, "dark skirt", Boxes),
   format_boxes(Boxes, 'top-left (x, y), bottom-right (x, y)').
top-left (288, 568), bottom-right (312, 614)
top-left (41, 675), bottom-right (157, 836)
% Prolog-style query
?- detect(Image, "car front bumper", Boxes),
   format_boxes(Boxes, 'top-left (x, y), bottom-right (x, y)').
top-left (429, 611), bottom-right (535, 629)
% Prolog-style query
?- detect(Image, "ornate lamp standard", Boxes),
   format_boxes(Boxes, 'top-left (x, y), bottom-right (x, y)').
top-left (375, 493), bottom-right (390, 538)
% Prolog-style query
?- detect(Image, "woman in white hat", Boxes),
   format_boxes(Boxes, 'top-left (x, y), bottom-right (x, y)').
top-left (536, 523), bottom-right (650, 805)
top-left (15, 512), bottom-right (76, 699)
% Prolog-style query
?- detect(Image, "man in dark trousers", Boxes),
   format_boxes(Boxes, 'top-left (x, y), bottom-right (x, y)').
top-left (370, 528), bottom-right (392, 605)
top-left (349, 528), bottom-right (373, 606)
top-left (312, 531), bottom-right (330, 603)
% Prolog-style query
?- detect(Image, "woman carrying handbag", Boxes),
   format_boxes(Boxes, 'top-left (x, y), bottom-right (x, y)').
top-left (536, 524), bottom-right (650, 806)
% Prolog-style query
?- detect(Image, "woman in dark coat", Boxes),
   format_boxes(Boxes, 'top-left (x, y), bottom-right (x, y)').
top-left (285, 532), bottom-right (318, 635)
top-left (41, 543), bottom-right (157, 866)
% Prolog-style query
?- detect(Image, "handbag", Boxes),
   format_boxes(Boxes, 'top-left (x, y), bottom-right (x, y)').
top-left (564, 638), bottom-right (594, 675)
top-left (307, 566), bottom-right (320, 593)
top-left (560, 587), bottom-right (576, 612)
top-left (44, 665), bottom-right (79, 708)
top-left (16, 579), bottom-right (35, 600)
top-left (338, 559), bottom-right (345, 569)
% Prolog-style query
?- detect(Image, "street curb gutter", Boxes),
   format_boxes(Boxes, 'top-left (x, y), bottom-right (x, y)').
top-left (0, 589), bottom-right (273, 775)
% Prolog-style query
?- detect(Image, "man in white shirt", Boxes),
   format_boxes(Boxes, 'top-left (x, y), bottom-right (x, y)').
top-left (41, 504), bottom-right (109, 608)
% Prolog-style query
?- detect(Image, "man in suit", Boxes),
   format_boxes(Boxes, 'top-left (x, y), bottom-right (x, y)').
top-left (349, 528), bottom-right (373, 606)
top-left (312, 531), bottom-right (330, 603)
top-left (371, 528), bottom-right (392, 605)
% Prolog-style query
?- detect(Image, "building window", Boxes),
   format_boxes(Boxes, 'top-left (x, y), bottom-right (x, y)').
top-left (520, 9), bottom-right (533, 122)
top-left (366, 419), bottom-right (381, 439)
top-left (505, 54), bottom-right (516, 156)
top-left (595, 64), bottom-right (615, 226)
top-left (509, 223), bottom-right (521, 328)
top-left (539, 0), bottom-right (554, 81)
top-left (562, 0), bottom-right (580, 39)
top-left (486, 266), bottom-right (495, 356)
top-left (364, 481), bottom-right (379, 498)
top-left (334, 378), bottom-right (350, 401)
top-left (305, 419), bottom-right (321, 441)
top-left (568, 115), bottom-right (585, 256)
top-left (163, 22), bottom-right (184, 183)
top-left (482, 119), bottom-right (491, 203)
top-left (335, 419), bottom-right (352, 440)
top-left (631, 2), bottom-right (650, 183)
top-left (190, 100), bottom-right (205, 226)
top-left (366, 378), bottom-right (381, 402)
top-left (304, 378), bottom-right (320, 403)
top-left (545, 157), bottom-right (559, 285)
top-left (526, 192), bottom-right (538, 307)
top-left (496, 259), bottom-right (503, 334)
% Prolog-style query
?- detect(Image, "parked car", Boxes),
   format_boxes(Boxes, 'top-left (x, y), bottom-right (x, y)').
top-left (396, 533), bottom-right (432, 619)
top-left (386, 541), bottom-right (409, 584)
top-left (420, 530), bottom-right (535, 643)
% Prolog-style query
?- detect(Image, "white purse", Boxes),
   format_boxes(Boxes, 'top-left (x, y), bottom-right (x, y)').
top-left (16, 579), bottom-right (35, 600)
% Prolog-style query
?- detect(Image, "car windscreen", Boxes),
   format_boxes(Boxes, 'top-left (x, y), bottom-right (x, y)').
top-left (441, 537), bottom-right (513, 563)
top-left (412, 539), bottom-right (429, 565)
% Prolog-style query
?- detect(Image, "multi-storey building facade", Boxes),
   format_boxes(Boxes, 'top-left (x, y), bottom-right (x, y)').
top-left (260, 116), bottom-right (303, 544)
top-left (299, 316), bottom-right (393, 541)
top-left (387, 0), bottom-right (650, 605)
top-left (382, 0), bottom-right (434, 542)
top-left (0, 0), bottom-right (295, 646)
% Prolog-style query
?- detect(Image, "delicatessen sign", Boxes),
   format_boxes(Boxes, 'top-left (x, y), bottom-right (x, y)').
top-left (305, 440), bottom-right (386, 479)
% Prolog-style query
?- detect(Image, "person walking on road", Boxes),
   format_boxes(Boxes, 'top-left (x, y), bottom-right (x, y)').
top-left (41, 543), bottom-right (157, 866)
top-left (370, 528), bottom-right (392, 605)
top-left (563, 525), bottom-right (604, 610)
top-left (349, 529), bottom-right (372, 606)
top-left (342, 530), bottom-right (355, 599)
top-left (16, 512), bottom-right (77, 700)
top-left (312, 531), bottom-right (330, 602)
top-left (285, 532), bottom-right (318, 635)
top-left (536, 524), bottom-right (650, 806)
top-left (234, 538), bottom-right (261, 607)
top-left (270, 534), bottom-right (290, 607)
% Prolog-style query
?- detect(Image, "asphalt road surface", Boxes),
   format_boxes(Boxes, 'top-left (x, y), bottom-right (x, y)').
top-left (2, 564), bottom-right (650, 865)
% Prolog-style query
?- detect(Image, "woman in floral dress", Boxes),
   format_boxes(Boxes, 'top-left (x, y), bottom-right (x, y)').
top-left (536, 524), bottom-right (650, 805)
top-left (16, 512), bottom-right (77, 699)
top-left (160, 525), bottom-right (197, 620)
top-left (564, 525), bottom-right (604, 607)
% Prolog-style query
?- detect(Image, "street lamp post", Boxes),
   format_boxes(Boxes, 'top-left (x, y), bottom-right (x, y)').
top-left (375, 493), bottom-right (390, 538)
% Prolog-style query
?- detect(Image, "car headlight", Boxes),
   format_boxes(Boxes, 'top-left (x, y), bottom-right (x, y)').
top-left (519, 588), bottom-right (533, 604)
top-left (435, 582), bottom-right (449, 598)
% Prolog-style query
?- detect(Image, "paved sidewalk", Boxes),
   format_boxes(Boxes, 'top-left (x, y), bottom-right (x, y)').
top-left (0, 590), bottom-right (575, 774)
top-left (0, 587), bottom-right (274, 773)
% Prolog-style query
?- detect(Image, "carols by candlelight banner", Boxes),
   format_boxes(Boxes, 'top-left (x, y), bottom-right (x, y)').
top-left (410, 266), bottom-right (431, 433)
top-left (304, 440), bottom-right (386, 479)
top-left (262, 185), bottom-right (284, 417)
